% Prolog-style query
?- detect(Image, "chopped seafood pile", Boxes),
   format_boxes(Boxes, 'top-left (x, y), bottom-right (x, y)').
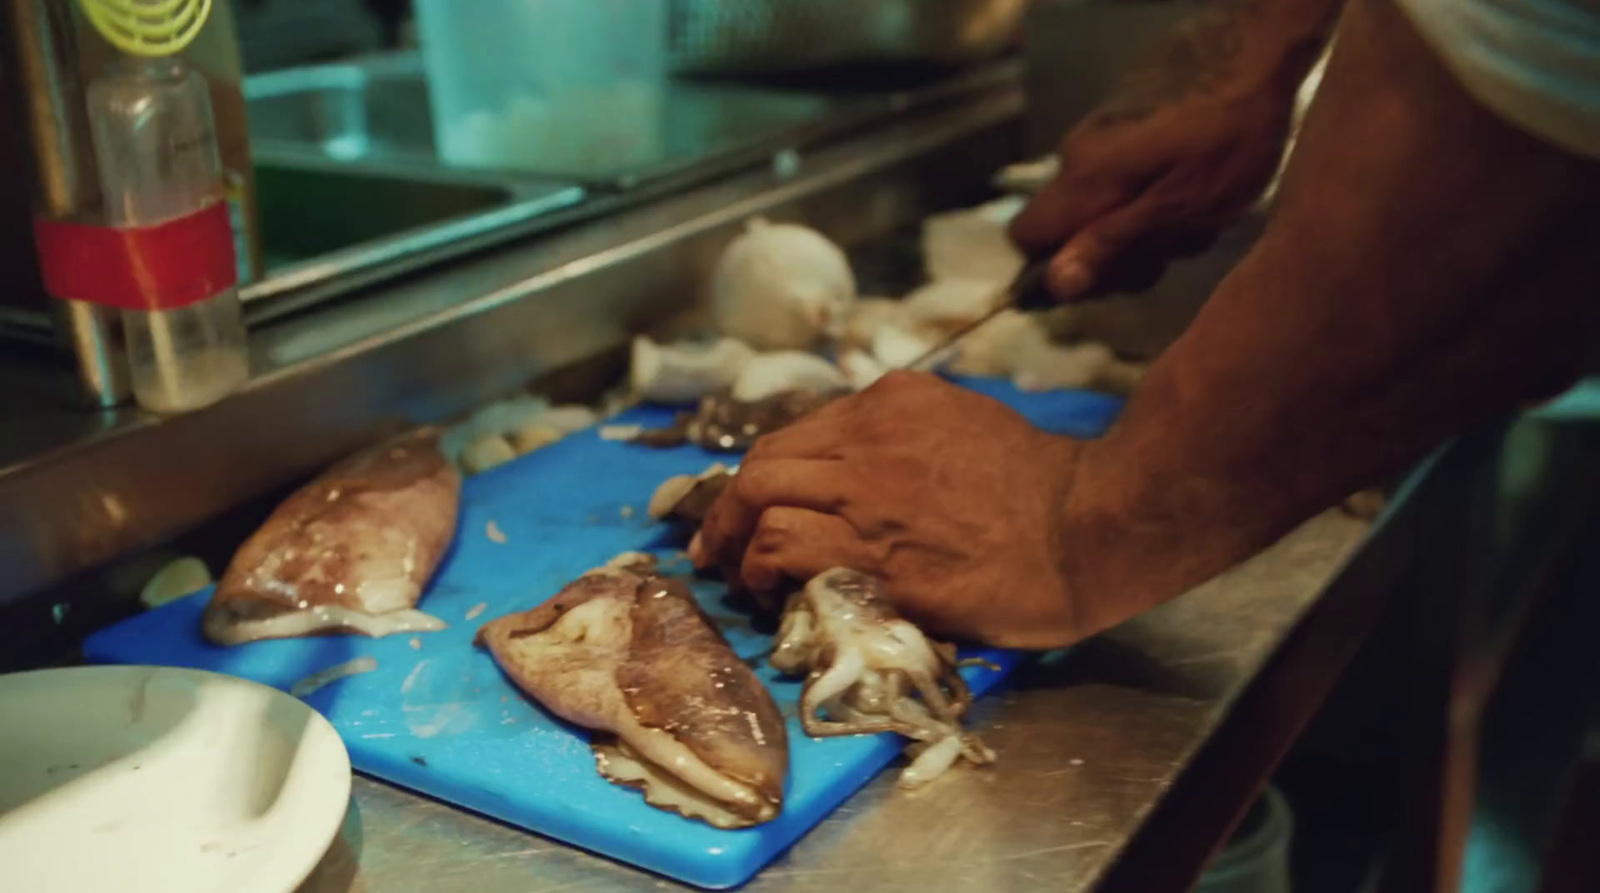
top-left (202, 429), bottom-right (461, 645)
top-left (478, 554), bottom-right (788, 828)
top-left (772, 568), bottom-right (996, 789)
top-left (441, 396), bottom-right (599, 476)
top-left (631, 390), bottom-right (837, 452)
top-left (648, 464), bottom-right (736, 525)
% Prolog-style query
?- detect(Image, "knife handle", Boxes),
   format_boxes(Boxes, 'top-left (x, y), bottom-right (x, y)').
top-left (1010, 260), bottom-right (1058, 312)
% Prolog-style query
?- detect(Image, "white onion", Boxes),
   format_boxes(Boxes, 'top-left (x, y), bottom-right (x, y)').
top-left (711, 218), bottom-right (857, 350)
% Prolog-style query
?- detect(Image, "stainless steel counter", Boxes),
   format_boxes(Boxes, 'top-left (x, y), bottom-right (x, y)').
top-left (291, 510), bottom-right (1370, 893)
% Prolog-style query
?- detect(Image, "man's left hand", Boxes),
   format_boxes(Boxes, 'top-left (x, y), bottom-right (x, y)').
top-left (691, 372), bottom-right (1089, 648)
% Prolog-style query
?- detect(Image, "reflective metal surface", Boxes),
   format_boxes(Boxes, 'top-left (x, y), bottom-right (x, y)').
top-left (293, 511), bottom-right (1371, 893)
top-left (245, 53), bottom-right (838, 185)
top-left (0, 89), bottom-right (1023, 620)
top-left (231, 54), bottom-right (1015, 318)
top-left (1, 0), bottom-right (130, 407)
top-left (244, 157), bottom-right (584, 314)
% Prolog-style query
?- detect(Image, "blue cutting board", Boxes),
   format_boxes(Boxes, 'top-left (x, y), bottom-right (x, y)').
top-left (84, 378), bottom-right (1121, 889)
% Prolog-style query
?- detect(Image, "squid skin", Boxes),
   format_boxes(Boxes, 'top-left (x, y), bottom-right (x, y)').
top-left (774, 568), bottom-right (995, 789)
top-left (477, 556), bottom-right (789, 828)
top-left (202, 428), bottom-right (461, 646)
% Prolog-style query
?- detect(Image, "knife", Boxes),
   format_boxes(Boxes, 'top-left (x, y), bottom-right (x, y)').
top-left (903, 259), bottom-right (1057, 372)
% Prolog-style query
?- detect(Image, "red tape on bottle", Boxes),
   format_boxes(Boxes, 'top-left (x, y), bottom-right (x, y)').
top-left (33, 202), bottom-right (239, 311)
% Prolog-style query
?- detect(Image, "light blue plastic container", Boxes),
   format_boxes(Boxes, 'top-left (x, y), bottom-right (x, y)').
top-left (415, 0), bottom-right (667, 174)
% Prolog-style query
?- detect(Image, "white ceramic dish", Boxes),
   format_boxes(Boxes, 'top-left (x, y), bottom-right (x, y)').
top-left (0, 665), bottom-right (351, 893)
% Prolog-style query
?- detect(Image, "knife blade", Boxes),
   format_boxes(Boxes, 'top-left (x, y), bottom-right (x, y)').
top-left (902, 259), bottom-right (1055, 372)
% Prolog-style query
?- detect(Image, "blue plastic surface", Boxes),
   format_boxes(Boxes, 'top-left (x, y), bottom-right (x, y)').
top-left (83, 379), bottom-right (1121, 889)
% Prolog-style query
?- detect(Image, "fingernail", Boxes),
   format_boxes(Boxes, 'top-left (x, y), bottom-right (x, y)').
top-left (1050, 256), bottom-right (1093, 299)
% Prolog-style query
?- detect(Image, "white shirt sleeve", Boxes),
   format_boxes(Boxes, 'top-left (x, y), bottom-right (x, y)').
top-left (1396, 0), bottom-right (1600, 159)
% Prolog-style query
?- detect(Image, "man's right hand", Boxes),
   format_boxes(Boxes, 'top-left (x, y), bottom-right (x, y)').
top-left (1010, 0), bottom-right (1334, 302)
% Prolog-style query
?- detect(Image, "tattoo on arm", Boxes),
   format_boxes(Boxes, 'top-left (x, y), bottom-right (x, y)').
top-left (1088, 0), bottom-right (1266, 127)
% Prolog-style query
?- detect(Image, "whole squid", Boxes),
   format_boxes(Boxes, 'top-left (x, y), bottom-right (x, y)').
top-left (478, 555), bottom-right (788, 828)
top-left (202, 428), bottom-right (460, 645)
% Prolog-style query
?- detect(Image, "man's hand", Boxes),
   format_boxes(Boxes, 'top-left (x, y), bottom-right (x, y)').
top-left (1010, 0), bottom-right (1336, 301)
top-left (690, 372), bottom-right (1088, 649)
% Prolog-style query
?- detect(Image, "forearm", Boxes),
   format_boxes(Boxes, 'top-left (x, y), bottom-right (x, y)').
top-left (1063, 0), bottom-right (1600, 626)
top-left (1094, 0), bottom-right (1342, 126)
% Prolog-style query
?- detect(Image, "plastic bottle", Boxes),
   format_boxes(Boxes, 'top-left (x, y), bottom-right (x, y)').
top-left (86, 55), bottom-right (248, 413)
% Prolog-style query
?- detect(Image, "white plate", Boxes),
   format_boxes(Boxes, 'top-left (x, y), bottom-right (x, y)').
top-left (0, 666), bottom-right (352, 893)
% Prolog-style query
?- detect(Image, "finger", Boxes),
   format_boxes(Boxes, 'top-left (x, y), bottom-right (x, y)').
top-left (1008, 169), bottom-right (1127, 255)
top-left (745, 399), bottom-right (858, 461)
top-left (1045, 183), bottom-right (1182, 301)
top-left (697, 459), bottom-right (856, 572)
top-left (740, 507), bottom-right (874, 593)
top-left (735, 459), bottom-right (854, 512)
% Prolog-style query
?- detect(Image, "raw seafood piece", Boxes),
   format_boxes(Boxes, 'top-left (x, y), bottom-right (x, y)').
top-left (948, 309), bottom-right (1043, 377)
top-left (140, 556), bottom-right (213, 609)
top-left (869, 324), bottom-right (941, 370)
top-left (902, 278), bottom-right (1006, 337)
top-left (631, 335), bottom-right (756, 404)
top-left (443, 396), bottom-right (599, 474)
top-left (993, 156), bottom-right (1059, 195)
top-left (950, 309), bottom-right (1147, 396)
top-left (459, 433), bottom-right (516, 475)
top-left (921, 197), bottom-right (1026, 283)
top-left (648, 464), bottom-right (736, 525)
top-left (1011, 340), bottom-right (1146, 396)
top-left (773, 568), bottom-right (995, 789)
top-left (478, 556), bottom-right (788, 828)
top-left (632, 390), bottom-right (838, 452)
top-left (838, 349), bottom-right (888, 391)
top-left (843, 298), bottom-right (908, 352)
top-left (202, 429), bottom-right (461, 645)
top-left (730, 351), bottom-right (850, 403)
